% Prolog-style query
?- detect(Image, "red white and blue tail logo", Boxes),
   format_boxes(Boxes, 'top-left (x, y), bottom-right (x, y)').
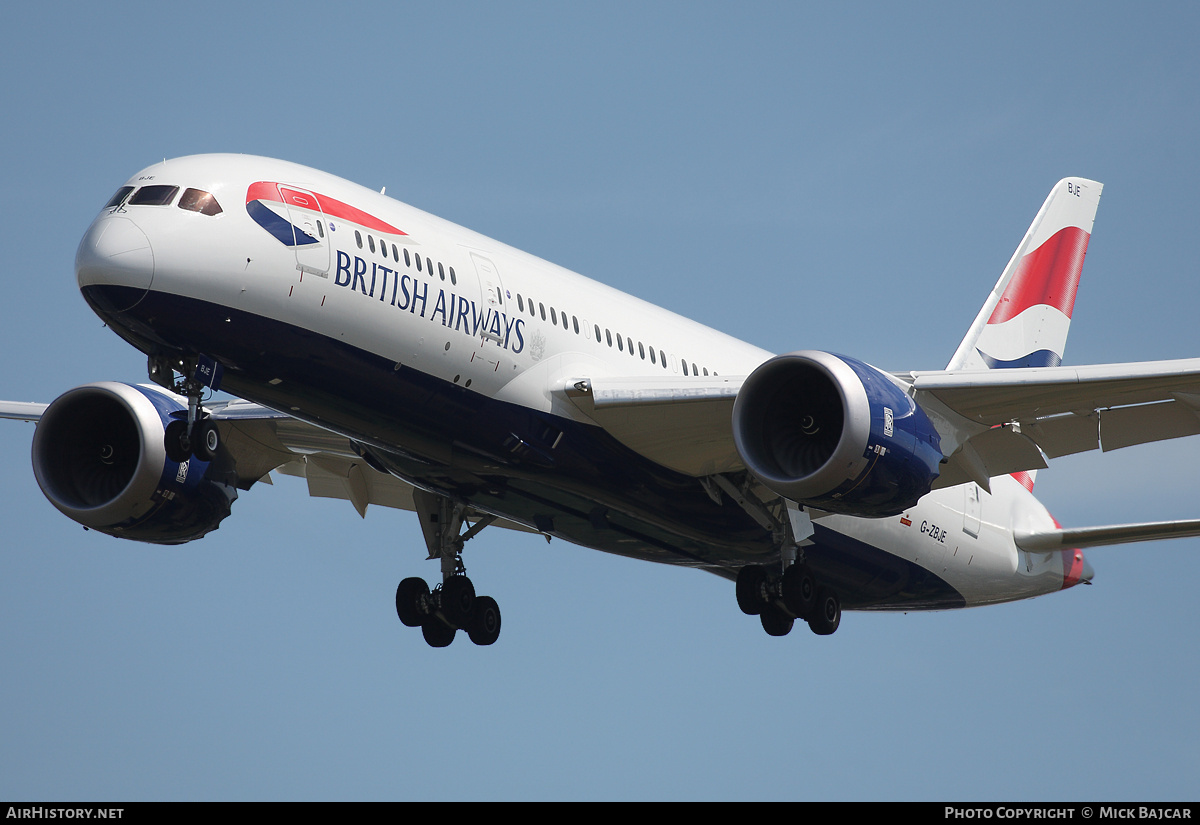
top-left (947, 178), bottom-right (1103, 372)
top-left (245, 181), bottom-right (406, 247)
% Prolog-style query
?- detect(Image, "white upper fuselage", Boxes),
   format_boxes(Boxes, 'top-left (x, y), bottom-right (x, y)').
top-left (75, 154), bottom-right (1088, 609)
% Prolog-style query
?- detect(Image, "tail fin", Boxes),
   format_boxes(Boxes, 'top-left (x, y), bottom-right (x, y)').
top-left (947, 177), bottom-right (1103, 372)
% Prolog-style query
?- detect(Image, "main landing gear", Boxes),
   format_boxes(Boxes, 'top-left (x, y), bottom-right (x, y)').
top-left (395, 576), bottom-right (501, 647)
top-left (394, 489), bottom-right (503, 648)
top-left (736, 562), bottom-right (841, 637)
top-left (700, 472), bottom-right (843, 638)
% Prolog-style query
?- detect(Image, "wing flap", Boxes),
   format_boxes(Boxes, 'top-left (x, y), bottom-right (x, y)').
top-left (225, 410), bottom-right (534, 530)
top-left (908, 358), bottom-right (1200, 481)
top-left (1100, 398), bottom-right (1200, 451)
top-left (910, 358), bottom-right (1200, 422)
top-left (931, 424), bottom-right (1047, 490)
top-left (277, 452), bottom-right (416, 517)
top-left (1021, 412), bottom-right (1099, 458)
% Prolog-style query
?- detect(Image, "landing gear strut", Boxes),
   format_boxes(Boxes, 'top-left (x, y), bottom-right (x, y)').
top-left (394, 489), bottom-right (503, 648)
top-left (153, 354), bottom-right (221, 463)
top-left (706, 472), bottom-right (843, 638)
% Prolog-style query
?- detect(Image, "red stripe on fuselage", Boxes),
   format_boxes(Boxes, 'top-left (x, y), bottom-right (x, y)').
top-left (987, 226), bottom-right (1090, 324)
top-left (245, 181), bottom-right (406, 236)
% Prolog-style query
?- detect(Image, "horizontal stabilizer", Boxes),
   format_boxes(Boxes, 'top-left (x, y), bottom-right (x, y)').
top-left (1015, 519), bottom-right (1200, 551)
top-left (0, 401), bottom-right (49, 422)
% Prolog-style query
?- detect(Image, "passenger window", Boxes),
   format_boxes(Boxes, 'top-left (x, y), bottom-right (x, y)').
top-left (392, 243), bottom-right (398, 259)
top-left (638, 342), bottom-right (645, 359)
top-left (404, 248), bottom-right (411, 266)
top-left (539, 303), bottom-right (546, 321)
top-left (103, 186), bottom-right (135, 210)
top-left (682, 361), bottom-right (689, 376)
top-left (649, 347), bottom-right (657, 365)
top-left (550, 307), bottom-right (557, 325)
top-left (617, 335), bottom-right (623, 353)
top-left (129, 185), bottom-right (179, 206)
top-left (318, 221), bottom-right (325, 238)
top-left (369, 236), bottom-right (376, 253)
top-left (450, 266), bottom-right (457, 286)
top-left (572, 316), bottom-right (579, 334)
top-left (606, 329), bottom-right (612, 347)
top-left (518, 294), bottom-right (525, 312)
top-left (355, 230), bottom-right (363, 249)
top-left (178, 188), bottom-right (222, 216)
top-left (561, 311), bottom-right (568, 330)
top-left (416, 255), bottom-right (422, 272)
top-left (438, 262), bottom-right (445, 281)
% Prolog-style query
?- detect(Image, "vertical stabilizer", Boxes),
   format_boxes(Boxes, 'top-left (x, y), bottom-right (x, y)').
top-left (947, 178), bottom-right (1103, 371)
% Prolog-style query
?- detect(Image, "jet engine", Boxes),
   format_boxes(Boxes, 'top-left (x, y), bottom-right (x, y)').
top-left (732, 351), bottom-right (942, 517)
top-left (31, 382), bottom-right (237, 544)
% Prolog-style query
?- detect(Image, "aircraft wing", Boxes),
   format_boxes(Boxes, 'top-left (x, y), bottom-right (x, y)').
top-left (906, 357), bottom-right (1200, 489)
top-left (0, 396), bottom-right (530, 529)
top-left (564, 375), bottom-right (745, 477)
top-left (565, 357), bottom-right (1200, 489)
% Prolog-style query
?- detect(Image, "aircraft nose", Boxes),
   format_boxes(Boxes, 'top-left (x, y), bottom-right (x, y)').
top-left (75, 216), bottom-right (154, 312)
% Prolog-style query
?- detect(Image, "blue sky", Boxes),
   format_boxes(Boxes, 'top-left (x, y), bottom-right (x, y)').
top-left (2, 2), bottom-right (1199, 800)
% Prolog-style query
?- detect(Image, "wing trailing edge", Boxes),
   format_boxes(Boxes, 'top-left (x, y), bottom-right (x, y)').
top-left (903, 358), bottom-right (1200, 488)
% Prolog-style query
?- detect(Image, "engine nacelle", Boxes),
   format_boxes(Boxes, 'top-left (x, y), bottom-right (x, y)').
top-left (31, 382), bottom-right (236, 544)
top-left (732, 351), bottom-right (942, 517)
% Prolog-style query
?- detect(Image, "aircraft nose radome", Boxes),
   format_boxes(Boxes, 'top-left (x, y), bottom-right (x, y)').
top-left (75, 216), bottom-right (154, 309)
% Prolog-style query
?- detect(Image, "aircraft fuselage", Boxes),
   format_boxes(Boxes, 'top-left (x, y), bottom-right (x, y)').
top-left (74, 154), bottom-right (1089, 613)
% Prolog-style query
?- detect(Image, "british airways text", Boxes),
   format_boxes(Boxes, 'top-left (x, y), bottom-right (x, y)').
top-left (335, 251), bottom-right (525, 353)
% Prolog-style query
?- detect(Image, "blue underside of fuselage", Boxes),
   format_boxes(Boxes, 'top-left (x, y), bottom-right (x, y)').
top-left (81, 284), bottom-right (967, 611)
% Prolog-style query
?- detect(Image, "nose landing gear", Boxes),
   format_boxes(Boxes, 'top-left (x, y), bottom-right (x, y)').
top-left (152, 354), bottom-right (222, 463)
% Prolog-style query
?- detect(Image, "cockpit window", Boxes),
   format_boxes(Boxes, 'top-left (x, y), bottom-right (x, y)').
top-left (128, 185), bottom-right (180, 206)
top-left (103, 186), bottom-right (135, 210)
top-left (178, 188), bottom-right (223, 216)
